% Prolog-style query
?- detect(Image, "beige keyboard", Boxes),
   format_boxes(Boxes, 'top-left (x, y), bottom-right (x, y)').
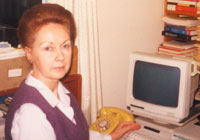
top-left (120, 131), bottom-right (161, 140)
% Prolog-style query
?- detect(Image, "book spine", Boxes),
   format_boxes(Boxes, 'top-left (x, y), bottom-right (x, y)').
top-left (167, 0), bottom-right (181, 3)
top-left (167, 4), bottom-right (176, 11)
top-left (162, 31), bottom-right (197, 41)
top-left (187, 0), bottom-right (199, 2)
top-left (158, 49), bottom-right (194, 55)
top-left (178, 1), bottom-right (198, 7)
top-left (158, 47), bottom-right (196, 55)
top-left (162, 16), bottom-right (199, 27)
top-left (167, 0), bottom-right (199, 4)
top-left (186, 30), bottom-right (198, 35)
top-left (176, 5), bottom-right (198, 13)
top-left (159, 45), bottom-right (185, 51)
top-left (165, 25), bottom-right (187, 35)
top-left (178, 3), bottom-right (196, 7)
top-left (164, 25), bottom-right (197, 35)
top-left (159, 45), bottom-right (196, 51)
top-left (167, 2), bottom-right (177, 5)
top-left (165, 23), bottom-right (197, 30)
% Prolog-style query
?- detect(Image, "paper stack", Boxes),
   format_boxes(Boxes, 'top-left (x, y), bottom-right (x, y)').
top-left (0, 42), bottom-right (25, 60)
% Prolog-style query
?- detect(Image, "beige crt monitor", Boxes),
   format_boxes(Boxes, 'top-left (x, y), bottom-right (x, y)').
top-left (126, 52), bottom-right (200, 126)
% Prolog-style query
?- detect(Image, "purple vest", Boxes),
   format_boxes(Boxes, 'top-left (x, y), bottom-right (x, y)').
top-left (5, 81), bottom-right (89, 140)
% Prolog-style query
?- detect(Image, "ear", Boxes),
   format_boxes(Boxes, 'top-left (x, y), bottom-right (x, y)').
top-left (24, 47), bottom-right (32, 63)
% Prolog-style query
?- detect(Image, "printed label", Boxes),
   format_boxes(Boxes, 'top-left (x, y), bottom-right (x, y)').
top-left (8, 69), bottom-right (22, 77)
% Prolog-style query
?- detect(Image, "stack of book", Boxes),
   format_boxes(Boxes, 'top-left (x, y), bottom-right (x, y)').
top-left (167, 0), bottom-right (199, 14)
top-left (160, 15), bottom-right (199, 56)
top-left (162, 16), bottom-right (199, 41)
top-left (158, 40), bottom-right (197, 55)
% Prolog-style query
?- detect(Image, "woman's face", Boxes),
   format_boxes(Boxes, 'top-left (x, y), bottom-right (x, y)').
top-left (25, 23), bottom-right (72, 82)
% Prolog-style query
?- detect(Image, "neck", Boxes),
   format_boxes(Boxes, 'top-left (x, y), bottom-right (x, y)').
top-left (43, 79), bottom-right (61, 100)
top-left (43, 79), bottom-right (60, 99)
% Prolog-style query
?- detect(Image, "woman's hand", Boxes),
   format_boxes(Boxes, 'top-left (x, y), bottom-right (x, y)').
top-left (110, 122), bottom-right (141, 140)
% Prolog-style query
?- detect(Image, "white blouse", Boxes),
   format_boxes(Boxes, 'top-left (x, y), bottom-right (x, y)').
top-left (11, 72), bottom-right (111, 140)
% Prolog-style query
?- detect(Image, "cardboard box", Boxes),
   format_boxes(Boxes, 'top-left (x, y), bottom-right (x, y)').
top-left (0, 56), bottom-right (32, 91)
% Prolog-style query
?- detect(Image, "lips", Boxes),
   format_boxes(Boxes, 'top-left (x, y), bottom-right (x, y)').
top-left (54, 66), bottom-right (65, 70)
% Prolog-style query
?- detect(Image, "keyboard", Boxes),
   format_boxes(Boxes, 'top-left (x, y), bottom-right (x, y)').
top-left (120, 131), bottom-right (161, 140)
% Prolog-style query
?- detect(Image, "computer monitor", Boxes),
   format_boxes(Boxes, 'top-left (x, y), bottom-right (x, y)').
top-left (126, 52), bottom-right (200, 126)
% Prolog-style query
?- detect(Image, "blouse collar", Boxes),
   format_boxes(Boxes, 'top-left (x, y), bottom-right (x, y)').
top-left (25, 71), bottom-right (70, 107)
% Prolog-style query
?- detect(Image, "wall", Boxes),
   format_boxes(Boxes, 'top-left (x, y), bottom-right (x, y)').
top-left (97, 0), bottom-right (164, 110)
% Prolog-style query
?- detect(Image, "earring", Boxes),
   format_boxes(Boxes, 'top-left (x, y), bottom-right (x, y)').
top-left (29, 59), bottom-right (33, 64)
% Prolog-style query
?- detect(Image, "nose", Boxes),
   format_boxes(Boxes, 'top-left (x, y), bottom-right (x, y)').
top-left (56, 48), bottom-right (64, 61)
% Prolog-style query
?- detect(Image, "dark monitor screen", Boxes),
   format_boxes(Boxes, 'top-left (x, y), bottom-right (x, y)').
top-left (133, 60), bottom-right (180, 107)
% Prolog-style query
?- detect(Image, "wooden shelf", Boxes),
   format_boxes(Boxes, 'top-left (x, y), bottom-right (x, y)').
top-left (0, 88), bottom-right (17, 96)
top-left (163, 0), bottom-right (200, 43)
top-left (165, 10), bottom-right (200, 18)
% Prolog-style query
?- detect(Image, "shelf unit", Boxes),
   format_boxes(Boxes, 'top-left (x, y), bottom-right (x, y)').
top-left (163, 0), bottom-right (200, 103)
top-left (160, 0), bottom-right (200, 56)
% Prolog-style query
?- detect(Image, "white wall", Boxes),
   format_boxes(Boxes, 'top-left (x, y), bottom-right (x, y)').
top-left (97, 0), bottom-right (164, 110)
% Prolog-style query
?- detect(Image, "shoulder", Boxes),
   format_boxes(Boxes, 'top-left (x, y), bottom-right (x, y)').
top-left (12, 103), bottom-right (47, 130)
top-left (14, 103), bottom-right (46, 120)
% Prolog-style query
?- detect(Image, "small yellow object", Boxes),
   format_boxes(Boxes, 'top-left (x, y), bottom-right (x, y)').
top-left (89, 107), bottom-right (134, 134)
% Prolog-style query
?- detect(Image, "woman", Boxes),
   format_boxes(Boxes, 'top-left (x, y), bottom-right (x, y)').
top-left (5, 3), bottom-right (141, 140)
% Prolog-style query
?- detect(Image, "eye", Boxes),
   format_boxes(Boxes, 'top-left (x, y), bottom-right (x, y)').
top-left (44, 46), bottom-right (53, 51)
top-left (62, 44), bottom-right (72, 49)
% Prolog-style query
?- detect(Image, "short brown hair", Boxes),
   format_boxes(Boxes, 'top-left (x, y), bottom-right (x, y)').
top-left (18, 3), bottom-right (76, 47)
